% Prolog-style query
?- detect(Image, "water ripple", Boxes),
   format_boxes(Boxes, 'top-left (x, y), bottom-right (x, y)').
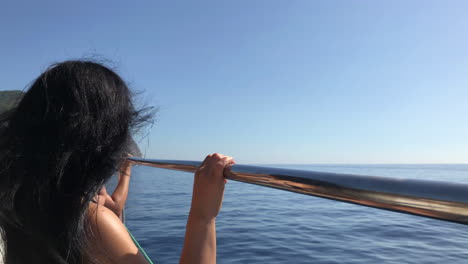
top-left (121, 164), bottom-right (468, 263)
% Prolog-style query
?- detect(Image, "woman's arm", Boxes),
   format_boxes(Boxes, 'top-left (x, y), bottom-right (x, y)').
top-left (180, 153), bottom-right (234, 264)
top-left (98, 156), bottom-right (132, 219)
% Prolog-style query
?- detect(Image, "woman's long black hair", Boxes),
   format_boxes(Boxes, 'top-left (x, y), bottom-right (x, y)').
top-left (0, 60), bottom-right (152, 263)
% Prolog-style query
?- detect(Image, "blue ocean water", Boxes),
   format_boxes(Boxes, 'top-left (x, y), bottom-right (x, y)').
top-left (122, 164), bottom-right (468, 263)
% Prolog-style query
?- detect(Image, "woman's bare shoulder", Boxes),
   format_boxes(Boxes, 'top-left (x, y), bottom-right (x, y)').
top-left (87, 203), bottom-right (149, 264)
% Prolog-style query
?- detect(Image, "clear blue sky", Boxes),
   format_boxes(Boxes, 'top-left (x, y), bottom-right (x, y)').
top-left (1, 1), bottom-right (467, 164)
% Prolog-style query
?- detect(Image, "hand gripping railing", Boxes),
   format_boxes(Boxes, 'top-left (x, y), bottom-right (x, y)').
top-left (128, 158), bottom-right (468, 225)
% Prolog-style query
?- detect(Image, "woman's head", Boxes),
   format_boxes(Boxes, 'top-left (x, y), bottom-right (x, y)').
top-left (0, 60), bottom-right (151, 263)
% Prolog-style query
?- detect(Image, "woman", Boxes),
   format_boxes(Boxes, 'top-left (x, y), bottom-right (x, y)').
top-left (0, 60), bottom-right (233, 264)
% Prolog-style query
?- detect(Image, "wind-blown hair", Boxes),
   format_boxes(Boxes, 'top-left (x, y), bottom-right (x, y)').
top-left (0, 60), bottom-right (152, 263)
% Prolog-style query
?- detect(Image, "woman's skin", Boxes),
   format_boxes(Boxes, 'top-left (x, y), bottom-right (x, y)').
top-left (94, 155), bottom-right (133, 221)
top-left (88, 153), bottom-right (234, 264)
top-left (87, 202), bottom-right (147, 263)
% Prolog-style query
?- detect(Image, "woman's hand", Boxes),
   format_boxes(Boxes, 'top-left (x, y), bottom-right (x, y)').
top-left (189, 153), bottom-right (235, 222)
top-left (119, 154), bottom-right (133, 178)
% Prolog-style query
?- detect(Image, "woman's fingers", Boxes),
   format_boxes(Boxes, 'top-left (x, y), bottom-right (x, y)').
top-left (202, 154), bottom-right (234, 181)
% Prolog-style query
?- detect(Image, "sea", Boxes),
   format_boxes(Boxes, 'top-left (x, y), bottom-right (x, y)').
top-left (118, 164), bottom-right (468, 263)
